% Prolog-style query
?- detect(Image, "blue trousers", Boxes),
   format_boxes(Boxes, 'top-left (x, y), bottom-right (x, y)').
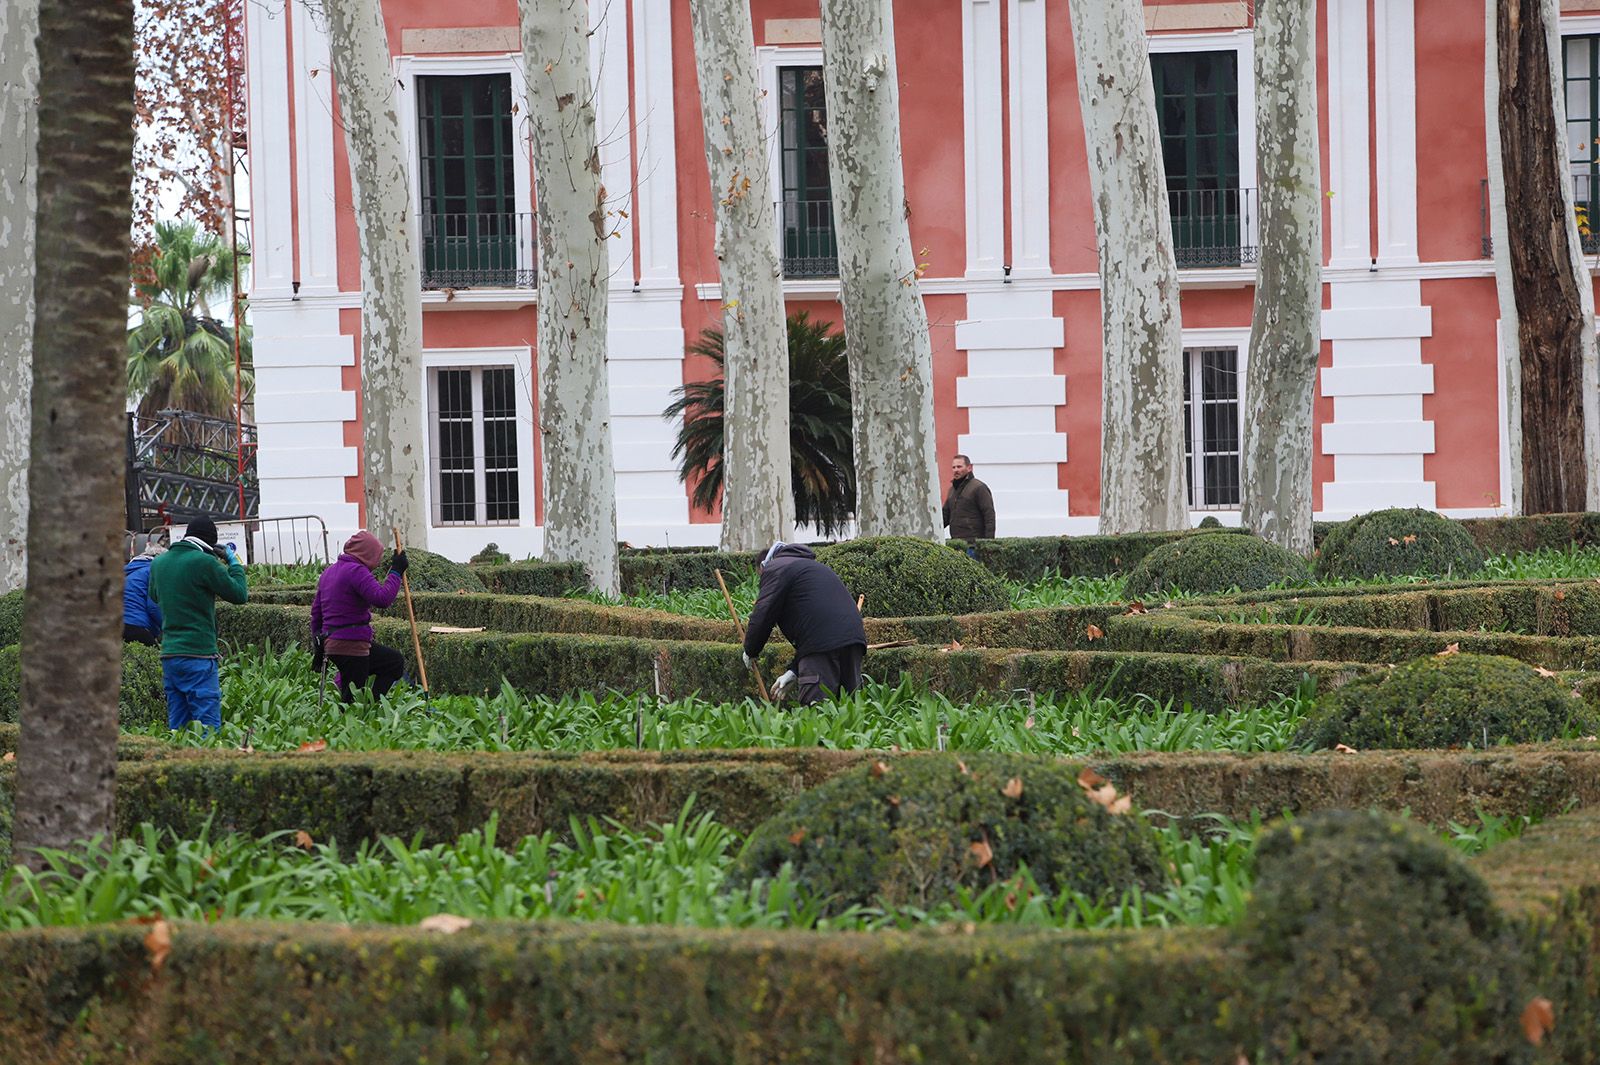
top-left (162, 656), bottom-right (222, 731)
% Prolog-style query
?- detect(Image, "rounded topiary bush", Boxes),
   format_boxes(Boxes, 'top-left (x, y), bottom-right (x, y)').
top-left (1241, 810), bottom-right (1525, 1063)
top-left (469, 543), bottom-right (511, 566)
top-left (814, 536), bottom-right (1007, 617)
top-left (733, 752), bottom-right (1167, 914)
top-left (378, 547), bottom-right (485, 594)
top-left (1294, 652), bottom-right (1597, 750)
top-left (1316, 507), bottom-right (1485, 580)
top-left (1197, 515), bottom-right (1223, 529)
top-left (0, 588), bottom-right (22, 647)
top-left (0, 641), bottom-right (167, 729)
top-left (1122, 532), bottom-right (1308, 599)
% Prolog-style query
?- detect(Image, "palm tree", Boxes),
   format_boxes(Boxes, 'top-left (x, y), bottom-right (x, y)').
top-left (666, 311), bottom-right (856, 536)
top-left (127, 219), bottom-right (252, 418)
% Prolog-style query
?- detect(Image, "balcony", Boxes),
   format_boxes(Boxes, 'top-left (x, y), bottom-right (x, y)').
top-left (421, 211), bottom-right (536, 290)
top-left (1480, 176), bottom-right (1600, 258)
top-left (779, 198), bottom-right (839, 278)
top-left (1168, 186), bottom-right (1259, 268)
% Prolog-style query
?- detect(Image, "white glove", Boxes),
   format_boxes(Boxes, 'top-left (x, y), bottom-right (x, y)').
top-left (772, 670), bottom-right (798, 698)
top-left (742, 651), bottom-right (755, 671)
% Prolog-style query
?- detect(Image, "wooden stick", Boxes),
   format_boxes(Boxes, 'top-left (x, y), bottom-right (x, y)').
top-left (856, 594), bottom-right (865, 614)
top-left (866, 639), bottom-right (916, 650)
top-left (391, 526), bottom-right (430, 697)
top-left (715, 568), bottom-right (771, 701)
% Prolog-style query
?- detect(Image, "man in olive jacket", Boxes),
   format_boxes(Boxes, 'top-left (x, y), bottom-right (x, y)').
top-left (150, 517), bottom-right (249, 730)
top-left (943, 454), bottom-right (996, 542)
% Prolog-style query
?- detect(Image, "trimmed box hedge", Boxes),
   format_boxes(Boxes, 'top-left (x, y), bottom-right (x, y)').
top-left (1, 803), bottom-right (1597, 1063)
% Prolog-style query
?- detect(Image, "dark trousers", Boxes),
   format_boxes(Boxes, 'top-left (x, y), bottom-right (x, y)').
top-left (330, 643), bottom-right (406, 703)
top-left (124, 624), bottom-right (158, 646)
top-left (795, 643), bottom-right (866, 705)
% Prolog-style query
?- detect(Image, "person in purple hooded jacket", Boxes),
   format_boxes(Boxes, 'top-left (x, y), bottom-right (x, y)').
top-left (311, 530), bottom-right (409, 703)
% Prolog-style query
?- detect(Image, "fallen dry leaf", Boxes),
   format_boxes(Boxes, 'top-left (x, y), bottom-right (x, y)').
top-left (1002, 777), bottom-right (1024, 799)
top-left (1402, 534), bottom-right (1418, 545)
top-left (1436, 643), bottom-right (1460, 657)
top-left (1108, 794), bottom-right (1133, 816)
top-left (1334, 743), bottom-right (1359, 753)
top-left (871, 761), bottom-right (890, 778)
top-left (293, 830), bottom-right (314, 849)
top-left (144, 919), bottom-right (172, 974)
top-left (956, 760), bottom-right (971, 776)
top-left (1536, 666), bottom-right (1558, 678)
top-left (235, 744), bottom-right (255, 754)
top-left (1126, 601), bottom-right (1147, 615)
top-left (1077, 767), bottom-right (1108, 791)
top-left (1085, 624), bottom-right (1105, 642)
top-left (1, 751), bottom-right (13, 763)
top-left (969, 839), bottom-right (993, 868)
top-left (1024, 715), bottom-right (1036, 730)
top-left (1521, 996), bottom-right (1555, 1045)
top-left (788, 828), bottom-right (807, 846)
top-left (944, 639), bottom-right (963, 652)
top-left (1555, 589), bottom-right (1567, 601)
top-left (296, 739), bottom-right (329, 753)
top-left (1388, 537), bottom-right (1400, 546)
top-left (419, 914), bottom-right (474, 935)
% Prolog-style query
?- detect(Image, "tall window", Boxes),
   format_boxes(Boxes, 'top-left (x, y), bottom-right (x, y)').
top-left (1182, 346), bottom-right (1242, 509)
top-left (1151, 51), bottom-right (1244, 266)
top-left (430, 367), bottom-right (520, 526)
top-left (418, 74), bottom-right (528, 289)
top-left (778, 66), bottom-right (837, 277)
top-left (1565, 34), bottom-right (1600, 251)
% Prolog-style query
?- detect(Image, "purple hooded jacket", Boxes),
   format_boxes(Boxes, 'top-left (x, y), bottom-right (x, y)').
top-left (311, 553), bottom-right (402, 645)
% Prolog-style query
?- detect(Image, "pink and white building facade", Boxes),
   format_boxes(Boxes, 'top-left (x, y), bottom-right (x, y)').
top-left (244, 0), bottom-right (1600, 559)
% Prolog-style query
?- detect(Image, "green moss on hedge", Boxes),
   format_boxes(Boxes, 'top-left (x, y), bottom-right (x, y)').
top-left (816, 537), bottom-right (1007, 617)
top-left (1123, 533), bottom-right (1309, 599)
top-left (735, 752), bottom-right (1167, 913)
top-left (1294, 652), bottom-right (1600, 750)
top-left (1242, 810), bottom-right (1527, 1063)
top-left (1318, 507), bottom-right (1486, 580)
top-left (0, 642), bottom-right (167, 730)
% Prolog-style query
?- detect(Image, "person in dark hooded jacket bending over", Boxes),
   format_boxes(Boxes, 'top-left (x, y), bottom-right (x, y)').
top-left (742, 542), bottom-right (867, 705)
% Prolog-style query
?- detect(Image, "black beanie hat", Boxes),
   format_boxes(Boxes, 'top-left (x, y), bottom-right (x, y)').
top-left (187, 517), bottom-right (218, 546)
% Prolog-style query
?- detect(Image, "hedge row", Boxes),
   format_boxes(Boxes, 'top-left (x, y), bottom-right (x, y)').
top-left (9, 728), bottom-right (1600, 851)
top-left (476, 549), bottom-right (763, 598)
top-left (216, 602), bottom-right (1367, 709)
top-left (2, 804), bottom-right (1597, 1063)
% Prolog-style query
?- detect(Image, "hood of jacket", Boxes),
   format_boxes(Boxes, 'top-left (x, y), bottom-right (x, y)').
top-left (763, 543), bottom-right (818, 568)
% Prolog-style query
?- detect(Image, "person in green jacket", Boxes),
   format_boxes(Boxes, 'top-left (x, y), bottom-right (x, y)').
top-left (149, 517), bottom-right (249, 730)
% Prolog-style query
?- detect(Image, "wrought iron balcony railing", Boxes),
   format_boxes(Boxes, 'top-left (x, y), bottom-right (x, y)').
top-left (421, 211), bottom-right (537, 290)
top-left (779, 198), bottom-right (839, 279)
top-left (1168, 185), bottom-right (1259, 268)
top-left (1481, 175), bottom-right (1600, 258)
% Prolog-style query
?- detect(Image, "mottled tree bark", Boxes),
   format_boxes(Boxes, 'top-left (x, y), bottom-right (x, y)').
top-left (1495, 0), bottom-right (1600, 512)
top-left (12, 0), bottom-right (133, 867)
top-left (518, 0), bottom-right (620, 595)
top-left (0, 0), bottom-right (38, 596)
top-left (1067, 0), bottom-right (1188, 534)
top-left (689, 0), bottom-right (794, 551)
top-left (1242, 0), bottom-right (1321, 555)
top-left (1485, 0), bottom-right (1522, 513)
top-left (324, 0), bottom-right (429, 547)
top-left (818, 0), bottom-right (942, 540)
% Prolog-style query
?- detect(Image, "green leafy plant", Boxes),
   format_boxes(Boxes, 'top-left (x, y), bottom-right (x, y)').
top-left (127, 220), bottom-right (252, 418)
top-left (665, 311), bottom-right (855, 535)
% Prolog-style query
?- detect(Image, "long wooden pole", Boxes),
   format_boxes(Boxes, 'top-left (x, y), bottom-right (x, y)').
top-left (391, 526), bottom-right (430, 697)
top-left (716, 568), bottom-right (771, 701)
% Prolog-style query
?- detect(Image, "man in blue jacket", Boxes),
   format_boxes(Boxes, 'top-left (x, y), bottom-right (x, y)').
top-left (123, 542), bottom-right (165, 646)
top-left (742, 542), bottom-right (867, 705)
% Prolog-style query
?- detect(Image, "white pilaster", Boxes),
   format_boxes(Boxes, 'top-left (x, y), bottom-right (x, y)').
top-left (1007, 0), bottom-right (1051, 277)
top-left (1374, 0), bottom-right (1419, 267)
top-left (1326, 0), bottom-right (1371, 269)
top-left (251, 303), bottom-right (362, 553)
top-left (631, 0), bottom-right (680, 286)
top-left (590, 0), bottom-right (635, 287)
top-left (955, 288), bottom-right (1069, 534)
top-left (607, 293), bottom-right (691, 542)
top-left (1318, 279), bottom-right (1437, 515)
top-left (291, 1), bottom-right (340, 295)
top-left (246, 0), bottom-right (294, 299)
top-left (963, 0), bottom-right (1004, 279)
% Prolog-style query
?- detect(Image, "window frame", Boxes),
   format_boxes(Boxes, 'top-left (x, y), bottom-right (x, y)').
top-left (757, 46), bottom-right (839, 279)
top-left (1179, 328), bottom-right (1251, 515)
top-left (1146, 31), bottom-right (1258, 269)
top-left (394, 54), bottom-right (535, 292)
top-left (420, 348), bottom-right (536, 530)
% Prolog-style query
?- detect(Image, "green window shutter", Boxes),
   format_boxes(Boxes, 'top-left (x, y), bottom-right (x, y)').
top-left (778, 66), bottom-right (838, 277)
top-left (1151, 51), bottom-right (1241, 267)
top-left (418, 73), bottom-right (521, 288)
